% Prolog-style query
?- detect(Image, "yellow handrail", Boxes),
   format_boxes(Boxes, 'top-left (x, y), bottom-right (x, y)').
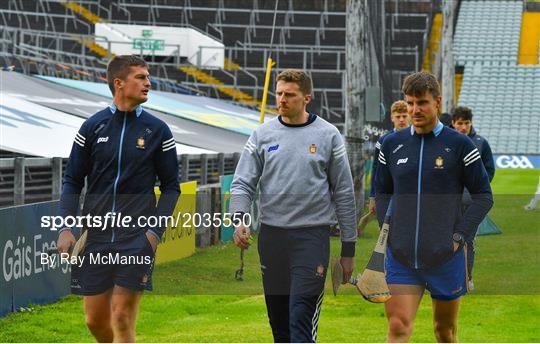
top-left (259, 57), bottom-right (276, 124)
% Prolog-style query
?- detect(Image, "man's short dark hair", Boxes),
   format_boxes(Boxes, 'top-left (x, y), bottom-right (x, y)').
top-left (452, 106), bottom-right (473, 121)
top-left (276, 69), bottom-right (313, 95)
top-left (402, 71), bottom-right (440, 98)
top-left (439, 112), bottom-right (453, 127)
top-left (107, 55), bottom-right (148, 95)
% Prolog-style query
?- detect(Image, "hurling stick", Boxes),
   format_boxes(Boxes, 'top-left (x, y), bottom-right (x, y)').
top-left (71, 228), bottom-right (88, 258)
top-left (48, 228), bottom-right (88, 258)
top-left (356, 200), bottom-right (393, 303)
top-left (330, 257), bottom-right (361, 296)
top-left (331, 257), bottom-right (343, 295)
top-left (357, 211), bottom-right (375, 235)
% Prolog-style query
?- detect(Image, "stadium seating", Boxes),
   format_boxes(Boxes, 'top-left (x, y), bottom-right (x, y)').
top-left (0, 0), bottom-right (442, 126)
top-left (0, 1), bottom-right (197, 93)
top-left (454, 0), bottom-right (539, 155)
top-left (0, 1), bottom-right (93, 34)
top-left (454, 0), bottom-right (523, 66)
top-left (458, 65), bottom-right (540, 154)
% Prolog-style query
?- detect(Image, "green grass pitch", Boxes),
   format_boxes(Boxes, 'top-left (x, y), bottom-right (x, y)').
top-left (0, 169), bottom-right (538, 342)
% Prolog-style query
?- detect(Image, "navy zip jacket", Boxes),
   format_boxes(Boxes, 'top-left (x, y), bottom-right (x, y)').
top-left (468, 127), bottom-right (495, 182)
top-left (462, 126), bottom-right (495, 207)
top-left (59, 105), bottom-right (180, 242)
top-left (370, 129), bottom-right (395, 198)
top-left (374, 122), bottom-right (493, 270)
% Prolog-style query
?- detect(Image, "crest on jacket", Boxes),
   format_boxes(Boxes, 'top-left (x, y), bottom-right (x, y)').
top-left (136, 136), bottom-right (145, 149)
top-left (435, 156), bottom-right (444, 169)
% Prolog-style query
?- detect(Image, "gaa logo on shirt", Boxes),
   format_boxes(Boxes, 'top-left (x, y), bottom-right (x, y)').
top-left (309, 144), bottom-right (317, 154)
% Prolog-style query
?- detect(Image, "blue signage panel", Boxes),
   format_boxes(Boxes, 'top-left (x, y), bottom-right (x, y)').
top-left (0, 201), bottom-right (71, 316)
top-left (0, 207), bottom-right (14, 317)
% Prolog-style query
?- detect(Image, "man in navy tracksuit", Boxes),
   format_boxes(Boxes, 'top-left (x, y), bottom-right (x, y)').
top-left (452, 106), bottom-right (495, 181)
top-left (375, 72), bottom-right (493, 342)
top-left (367, 100), bottom-right (410, 217)
top-left (452, 106), bottom-right (495, 289)
top-left (56, 55), bottom-right (180, 342)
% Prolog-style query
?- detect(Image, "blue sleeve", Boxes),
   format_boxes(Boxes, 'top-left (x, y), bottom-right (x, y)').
top-left (370, 138), bottom-right (382, 198)
top-left (481, 139), bottom-right (495, 182)
top-left (374, 141), bottom-right (393, 225)
top-left (455, 140), bottom-right (494, 241)
top-left (149, 125), bottom-right (180, 240)
top-left (59, 122), bottom-right (92, 230)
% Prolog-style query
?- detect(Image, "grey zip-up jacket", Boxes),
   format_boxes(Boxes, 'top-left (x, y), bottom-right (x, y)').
top-left (230, 114), bottom-right (357, 257)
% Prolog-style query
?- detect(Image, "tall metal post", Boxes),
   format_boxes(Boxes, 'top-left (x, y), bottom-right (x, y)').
top-left (345, 0), bottom-right (368, 220)
top-left (52, 157), bottom-right (63, 200)
top-left (442, 0), bottom-right (457, 113)
top-left (14, 157), bottom-right (25, 206)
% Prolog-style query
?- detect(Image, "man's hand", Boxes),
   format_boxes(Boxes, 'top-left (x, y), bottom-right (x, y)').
top-left (340, 257), bottom-right (354, 284)
top-left (453, 241), bottom-right (460, 252)
top-left (368, 198), bottom-right (376, 215)
top-left (233, 224), bottom-right (251, 249)
top-left (57, 230), bottom-right (76, 255)
top-left (145, 231), bottom-right (159, 252)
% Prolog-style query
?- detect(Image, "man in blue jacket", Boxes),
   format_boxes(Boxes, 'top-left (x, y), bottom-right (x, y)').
top-left (368, 100), bottom-right (410, 216)
top-left (452, 105), bottom-right (495, 290)
top-left (375, 72), bottom-right (493, 342)
top-left (452, 106), bottom-right (495, 182)
top-left (56, 55), bottom-right (180, 342)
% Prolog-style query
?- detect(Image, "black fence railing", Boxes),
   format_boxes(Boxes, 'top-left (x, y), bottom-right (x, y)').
top-left (0, 153), bottom-right (241, 208)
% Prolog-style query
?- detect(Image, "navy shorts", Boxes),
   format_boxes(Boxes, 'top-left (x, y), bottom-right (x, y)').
top-left (385, 245), bottom-right (470, 300)
top-left (71, 232), bottom-right (155, 295)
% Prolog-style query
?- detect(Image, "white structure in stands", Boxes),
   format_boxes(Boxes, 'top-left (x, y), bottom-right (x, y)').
top-left (95, 23), bottom-right (224, 68)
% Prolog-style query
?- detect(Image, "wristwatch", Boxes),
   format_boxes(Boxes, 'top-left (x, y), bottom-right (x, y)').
top-left (452, 233), bottom-right (465, 246)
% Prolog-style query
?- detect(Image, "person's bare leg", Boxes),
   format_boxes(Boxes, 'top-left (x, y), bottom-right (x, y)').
top-left (432, 297), bottom-right (461, 343)
top-left (524, 181), bottom-right (540, 210)
top-left (385, 284), bottom-right (425, 342)
top-left (83, 289), bottom-right (114, 342)
top-left (111, 285), bottom-right (143, 342)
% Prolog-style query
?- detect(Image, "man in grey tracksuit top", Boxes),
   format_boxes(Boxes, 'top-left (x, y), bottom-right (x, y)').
top-left (230, 70), bottom-right (357, 343)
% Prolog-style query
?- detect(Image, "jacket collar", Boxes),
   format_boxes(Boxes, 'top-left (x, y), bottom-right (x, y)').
top-left (410, 121), bottom-right (443, 137)
top-left (468, 126), bottom-right (477, 138)
top-left (109, 103), bottom-right (143, 117)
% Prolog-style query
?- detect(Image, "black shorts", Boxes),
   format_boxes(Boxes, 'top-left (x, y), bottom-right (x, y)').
top-left (71, 232), bottom-right (155, 295)
top-left (258, 224), bottom-right (330, 343)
